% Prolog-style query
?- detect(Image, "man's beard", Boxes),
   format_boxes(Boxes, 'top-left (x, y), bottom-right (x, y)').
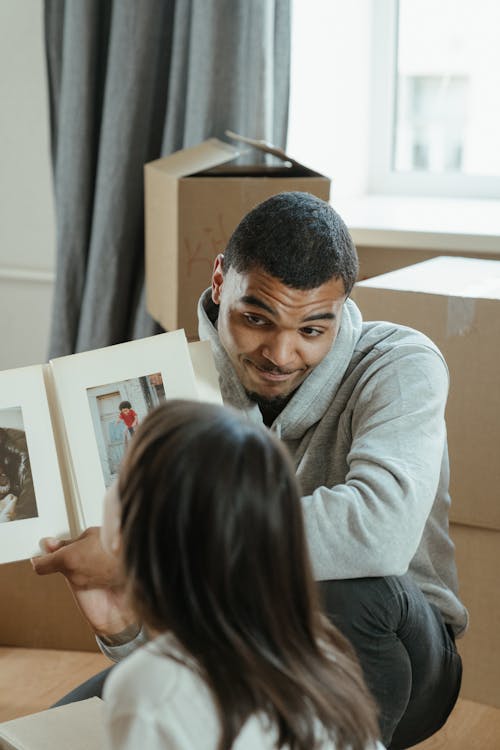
top-left (245, 390), bottom-right (293, 419)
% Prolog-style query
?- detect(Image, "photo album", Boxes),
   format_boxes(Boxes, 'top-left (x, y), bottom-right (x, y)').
top-left (0, 329), bottom-right (222, 564)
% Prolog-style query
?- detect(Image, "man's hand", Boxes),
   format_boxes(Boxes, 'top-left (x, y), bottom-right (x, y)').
top-left (31, 526), bottom-right (138, 640)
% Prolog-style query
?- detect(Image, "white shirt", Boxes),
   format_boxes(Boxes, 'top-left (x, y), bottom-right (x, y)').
top-left (103, 633), bottom-right (385, 750)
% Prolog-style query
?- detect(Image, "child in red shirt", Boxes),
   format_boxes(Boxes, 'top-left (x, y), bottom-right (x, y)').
top-left (117, 401), bottom-right (138, 436)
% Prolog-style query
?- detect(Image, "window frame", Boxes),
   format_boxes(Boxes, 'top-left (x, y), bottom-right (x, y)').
top-left (367, 0), bottom-right (500, 200)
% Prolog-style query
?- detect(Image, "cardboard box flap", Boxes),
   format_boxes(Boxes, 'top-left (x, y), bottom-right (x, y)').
top-left (199, 130), bottom-right (323, 177)
top-left (358, 256), bottom-right (500, 299)
top-left (146, 133), bottom-right (325, 181)
top-left (147, 138), bottom-right (240, 179)
top-left (225, 130), bottom-right (303, 168)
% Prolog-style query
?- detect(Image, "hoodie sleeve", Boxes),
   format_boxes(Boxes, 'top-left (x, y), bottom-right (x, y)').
top-left (301, 343), bottom-right (449, 580)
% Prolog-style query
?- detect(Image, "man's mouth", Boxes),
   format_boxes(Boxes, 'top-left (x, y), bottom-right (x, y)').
top-left (246, 360), bottom-right (299, 382)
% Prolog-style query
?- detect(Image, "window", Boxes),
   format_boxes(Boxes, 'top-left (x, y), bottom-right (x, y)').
top-left (369, 0), bottom-right (500, 198)
top-left (288, 0), bottom-right (500, 200)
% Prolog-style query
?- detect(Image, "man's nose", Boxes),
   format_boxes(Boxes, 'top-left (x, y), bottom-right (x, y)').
top-left (261, 333), bottom-right (296, 369)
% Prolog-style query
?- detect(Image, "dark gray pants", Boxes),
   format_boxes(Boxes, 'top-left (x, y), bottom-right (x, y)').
top-left (319, 575), bottom-right (462, 749)
top-left (52, 667), bottom-right (112, 707)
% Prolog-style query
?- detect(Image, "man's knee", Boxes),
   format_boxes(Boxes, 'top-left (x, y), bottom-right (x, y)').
top-left (318, 577), bottom-right (461, 748)
top-left (319, 576), bottom-right (405, 637)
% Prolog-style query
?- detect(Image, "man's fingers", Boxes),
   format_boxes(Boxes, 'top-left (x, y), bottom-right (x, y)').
top-left (38, 536), bottom-right (69, 554)
top-left (30, 551), bottom-right (60, 576)
top-left (31, 539), bottom-right (71, 576)
top-left (29, 528), bottom-right (118, 587)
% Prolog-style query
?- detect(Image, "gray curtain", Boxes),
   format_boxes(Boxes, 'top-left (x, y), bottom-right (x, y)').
top-left (45, 0), bottom-right (291, 357)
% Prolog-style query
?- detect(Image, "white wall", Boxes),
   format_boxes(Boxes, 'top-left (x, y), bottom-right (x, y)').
top-left (0, 0), bottom-right (55, 369)
top-left (288, 0), bottom-right (372, 196)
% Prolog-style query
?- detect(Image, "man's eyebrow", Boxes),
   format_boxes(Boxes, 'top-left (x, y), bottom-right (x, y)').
top-left (302, 311), bottom-right (336, 322)
top-left (240, 295), bottom-right (336, 322)
top-left (241, 295), bottom-right (276, 315)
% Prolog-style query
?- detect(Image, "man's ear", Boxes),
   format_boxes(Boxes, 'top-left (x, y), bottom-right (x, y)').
top-left (211, 253), bottom-right (225, 305)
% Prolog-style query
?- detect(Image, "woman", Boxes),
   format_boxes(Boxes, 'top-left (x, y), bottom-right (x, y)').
top-left (101, 400), bottom-right (383, 750)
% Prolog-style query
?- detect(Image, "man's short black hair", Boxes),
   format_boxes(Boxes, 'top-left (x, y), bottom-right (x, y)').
top-left (119, 401), bottom-right (132, 410)
top-left (223, 192), bottom-right (359, 294)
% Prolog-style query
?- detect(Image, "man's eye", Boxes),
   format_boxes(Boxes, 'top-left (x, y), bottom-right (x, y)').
top-left (243, 314), bottom-right (267, 326)
top-left (301, 327), bottom-right (323, 337)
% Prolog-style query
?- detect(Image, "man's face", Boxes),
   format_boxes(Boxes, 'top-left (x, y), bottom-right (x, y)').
top-left (211, 255), bottom-right (347, 402)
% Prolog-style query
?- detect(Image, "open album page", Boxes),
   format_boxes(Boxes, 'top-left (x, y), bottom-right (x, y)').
top-left (50, 329), bottom-right (200, 532)
top-left (188, 340), bottom-right (223, 405)
top-left (0, 365), bottom-right (68, 564)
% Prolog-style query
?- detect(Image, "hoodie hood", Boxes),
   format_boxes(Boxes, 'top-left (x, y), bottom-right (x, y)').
top-left (197, 289), bottom-right (363, 440)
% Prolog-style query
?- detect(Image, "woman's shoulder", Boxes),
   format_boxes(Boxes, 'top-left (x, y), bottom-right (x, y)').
top-left (104, 633), bottom-right (225, 748)
top-left (103, 632), bottom-right (202, 711)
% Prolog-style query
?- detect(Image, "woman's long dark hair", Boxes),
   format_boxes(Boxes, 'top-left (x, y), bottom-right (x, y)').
top-left (118, 400), bottom-right (379, 750)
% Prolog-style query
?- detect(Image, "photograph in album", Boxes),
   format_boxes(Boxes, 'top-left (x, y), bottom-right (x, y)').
top-left (0, 407), bottom-right (37, 524)
top-left (87, 372), bottom-right (166, 488)
top-left (0, 331), bottom-right (221, 564)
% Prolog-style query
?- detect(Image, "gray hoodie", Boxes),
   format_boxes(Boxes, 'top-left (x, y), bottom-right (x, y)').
top-left (198, 290), bottom-right (468, 636)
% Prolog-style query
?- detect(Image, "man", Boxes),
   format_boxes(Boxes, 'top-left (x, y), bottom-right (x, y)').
top-left (33, 192), bottom-right (466, 749)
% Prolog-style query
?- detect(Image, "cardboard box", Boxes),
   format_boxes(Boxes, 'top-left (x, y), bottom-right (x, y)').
top-left (352, 256), bottom-right (500, 531)
top-left (145, 132), bottom-right (330, 339)
top-left (0, 560), bottom-right (97, 651)
top-left (451, 523), bottom-right (500, 708)
top-left (0, 698), bottom-right (104, 749)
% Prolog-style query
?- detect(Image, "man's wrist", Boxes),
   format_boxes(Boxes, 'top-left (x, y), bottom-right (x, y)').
top-left (97, 622), bottom-right (142, 647)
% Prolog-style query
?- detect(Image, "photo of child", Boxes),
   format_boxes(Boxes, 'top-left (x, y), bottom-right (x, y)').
top-left (116, 401), bottom-right (139, 437)
top-left (87, 373), bottom-right (166, 488)
top-left (0, 407), bottom-right (38, 524)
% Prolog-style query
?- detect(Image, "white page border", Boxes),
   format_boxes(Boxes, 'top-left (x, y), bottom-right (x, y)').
top-left (50, 330), bottom-right (198, 528)
top-left (0, 366), bottom-right (69, 563)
